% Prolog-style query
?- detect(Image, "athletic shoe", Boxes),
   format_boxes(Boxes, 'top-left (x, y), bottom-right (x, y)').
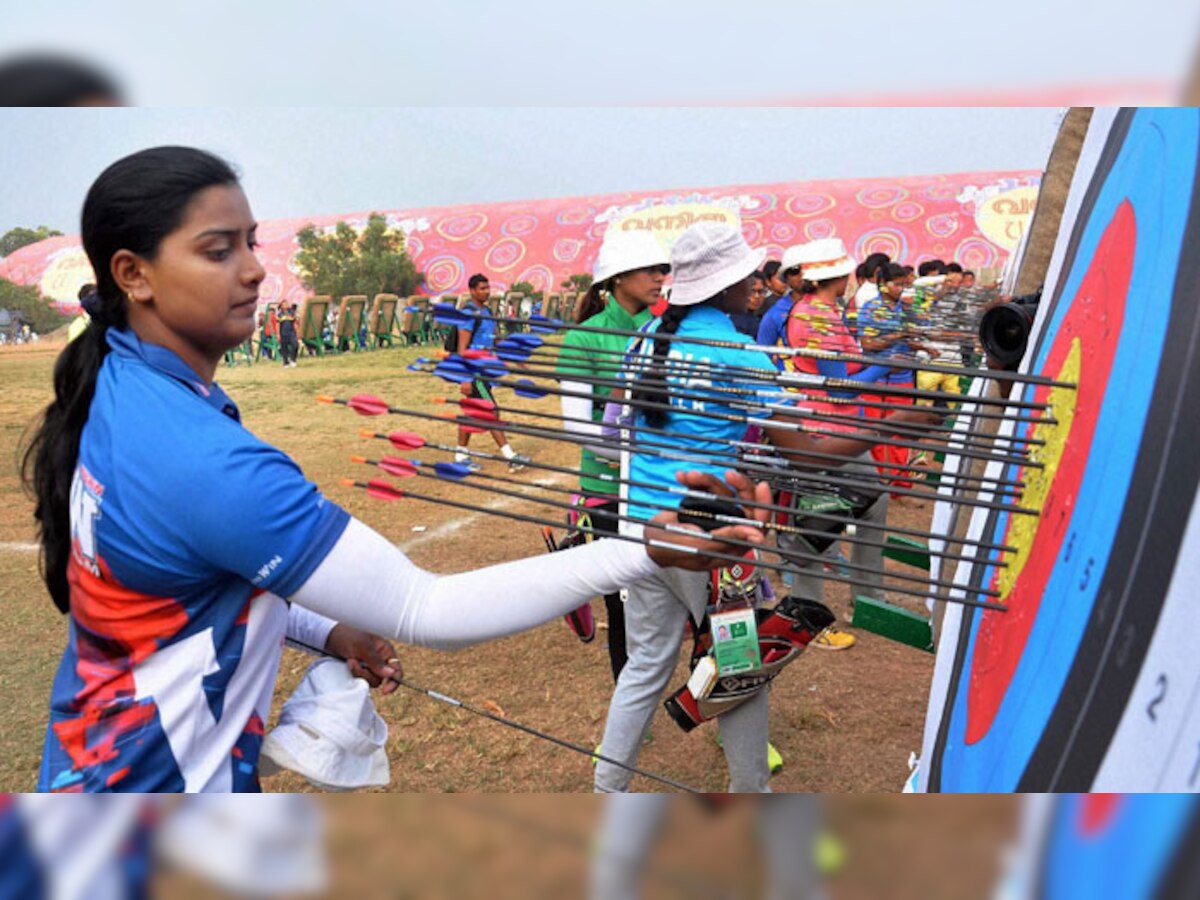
top-left (507, 453), bottom-right (532, 473)
top-left (815, 831), bottom-right (847, 875)
top-left (810, 625), bottom-right (856, 651)
top-left (459, 459), bottom-right (482, 473)
top-left (768, 742), bottom-right (784, 775)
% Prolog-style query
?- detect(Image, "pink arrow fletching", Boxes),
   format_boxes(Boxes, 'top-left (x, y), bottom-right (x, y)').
top-left (348, 394), bottom-right (390, 416)
top-left (365, 479), bottom-right (405, 501)
top-left (386, 431), bottom-right (426, 449)
top-left (459, 397), bottom-right (498, 414)
top-left (378, 456), bottom-right (418, 477)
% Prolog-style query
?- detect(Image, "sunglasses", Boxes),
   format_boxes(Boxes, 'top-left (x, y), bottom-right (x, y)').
top-left (784, 266), bottom-right (803, 278)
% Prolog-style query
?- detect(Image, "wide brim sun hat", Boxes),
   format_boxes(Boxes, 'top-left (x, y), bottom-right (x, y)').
top-left (260, 658), bottom-right (390, 791)
top-left (796, 238), bottom-right (855, 281)
top-left (593, 230), bottom-right (671, 285)
top-left (779, 243), bottom-right (808, 277)
top-left (668, 222), bottom-right (766, 307)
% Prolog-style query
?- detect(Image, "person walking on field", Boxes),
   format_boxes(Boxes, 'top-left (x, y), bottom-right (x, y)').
top-left (454, 273), bottom-right (531, 472)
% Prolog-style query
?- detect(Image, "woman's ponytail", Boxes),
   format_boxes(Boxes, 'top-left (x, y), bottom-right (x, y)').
top-left (20, 145), bottom-right (239, 612)
top-left (629, 303), bottom-right (688, 429)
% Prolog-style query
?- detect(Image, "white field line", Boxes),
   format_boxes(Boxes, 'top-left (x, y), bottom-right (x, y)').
top-left (398, 474), bottom-right (568, 553)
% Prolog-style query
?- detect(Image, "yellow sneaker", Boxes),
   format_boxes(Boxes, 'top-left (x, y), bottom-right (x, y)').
top-left (811, 626), bottom-right (856, 651)
top-left (815, 831), bottom-right (847, 874)
top-left (767, 742), bottom-right (784, 775)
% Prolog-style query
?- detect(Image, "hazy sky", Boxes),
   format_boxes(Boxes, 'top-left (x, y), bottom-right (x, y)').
top-left (0, 108), bottom-right (1065, 236)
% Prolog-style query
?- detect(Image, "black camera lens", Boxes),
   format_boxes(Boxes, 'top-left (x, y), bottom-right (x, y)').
top-left (980, 300), bottom-right (1038, 368)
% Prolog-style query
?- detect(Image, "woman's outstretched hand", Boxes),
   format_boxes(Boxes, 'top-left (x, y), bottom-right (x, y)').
top-left (643, 470), bottom-right (772, 571)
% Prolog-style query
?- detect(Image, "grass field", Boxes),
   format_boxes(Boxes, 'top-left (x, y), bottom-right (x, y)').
top-left (0, 335), bottom-right (940, 793)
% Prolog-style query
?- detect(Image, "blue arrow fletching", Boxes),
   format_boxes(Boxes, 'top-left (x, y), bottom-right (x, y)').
top-left (476, 360), bottom-right (509, 380)
top-left (508, 333), bottom-right (543, 348)
top-left (433, 461), bottom-right (472, 480)
top-left (496, 349), bottom-right (531, 363)
top-left (495, 338), bottom-right (532, 355)
top-left (432, 302), bottom-right (471, 328)
top-left (431, 361), bottom-right (475, 384)
top-left (528, 315), bottom-right (556, 334)
top-left (513, 378), bottom-right (548, 398)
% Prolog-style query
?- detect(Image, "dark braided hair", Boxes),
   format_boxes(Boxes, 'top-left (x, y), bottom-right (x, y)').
top-left (629, 303), bottom-right (690, 429)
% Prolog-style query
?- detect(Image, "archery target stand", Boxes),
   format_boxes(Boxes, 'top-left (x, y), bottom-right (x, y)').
top-left (851, 596), bottom-right (934, 653)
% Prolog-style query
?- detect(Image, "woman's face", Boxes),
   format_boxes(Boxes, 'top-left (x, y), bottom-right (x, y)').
top-left (614, 265), bottom-right (668, 308)
top-left (720, 275), bottom-right (753, 315)
top-left (128, 184), bottom-right (265, 375)
top-left (748, 277), bottom-right (766, 311)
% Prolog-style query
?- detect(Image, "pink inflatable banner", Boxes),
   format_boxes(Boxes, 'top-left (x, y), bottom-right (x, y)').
top-left (0, 170), bottom-right (1040, 313)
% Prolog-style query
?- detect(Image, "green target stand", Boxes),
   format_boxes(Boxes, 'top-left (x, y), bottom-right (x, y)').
top-left (850, 535), bottom-right (934, 652)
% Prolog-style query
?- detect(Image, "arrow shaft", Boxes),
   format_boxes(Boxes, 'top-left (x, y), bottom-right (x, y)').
top-left (343, 480), bottom-right (1008, 614)
top-left (438, 303), bottom-right (1072, 389)
top-left (497, 342), bottom-right (1051, 426)
top-left (361, 431), bottom-right (1018, 555)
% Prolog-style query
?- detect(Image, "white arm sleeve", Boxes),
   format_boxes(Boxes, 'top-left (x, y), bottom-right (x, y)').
top-left (560, 380), bottom-right (620, 460)
top-left (285, 604), bottom-right (338, 653)
top-left (290, 517), bottom-right (660, 650)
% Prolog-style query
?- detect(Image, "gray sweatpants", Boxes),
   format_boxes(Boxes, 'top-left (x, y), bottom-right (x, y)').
top-left (777, 453), bottom-right (889, 607)
top-left (590, 794), bottom-right (823, 900)
top-left (594, 566), bottom-right (770, 793)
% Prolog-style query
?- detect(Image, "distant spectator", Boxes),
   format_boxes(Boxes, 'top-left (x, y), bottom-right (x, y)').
top-left (849, 252), bottom-right (891, 339)
top-left (756, 246), bottom-right (807, 363)
top-left (943, 262), bottom-right (964, 290)
top-left (758, 259), bottom-right (787, 317)
top-left (278, 300), bottom-right (299, 367)
top-left (730, 271), bottom-right (766, 337)
top-left (962, 270), bottom-right (976, 288)
top-left (917, 259), bottom-right (945, 277)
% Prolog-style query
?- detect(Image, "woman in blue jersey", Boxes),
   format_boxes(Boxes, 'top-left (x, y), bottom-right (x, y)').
top-left (593, 224), bottom-right (938, 793)
top-left (21, 147), bottom-right (770, 793)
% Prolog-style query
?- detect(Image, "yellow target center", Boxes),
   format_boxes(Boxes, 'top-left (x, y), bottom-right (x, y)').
top-left (997, 339), bottom-right (1080, 598)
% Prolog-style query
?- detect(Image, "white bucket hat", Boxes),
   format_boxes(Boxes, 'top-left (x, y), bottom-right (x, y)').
top-left (796, 238), bottom-right (855, 281)
top-left (156, 795), bottom-right (326, 895)
top-left (593, 230), bottom-right (671, 285)
top-left (260, 658), bottom-right (391, 791)
top-left (667, 223), bottom-right (766, 307)
top-left (779, 243), bottom-right (808, 279)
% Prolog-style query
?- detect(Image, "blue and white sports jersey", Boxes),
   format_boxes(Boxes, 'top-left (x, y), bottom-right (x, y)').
top-left (39, 328), bottom-right (349, 793)
top-left (625, 305), bottom-right (782, 522)
top-left (755, 290), bottom-right (795, 369)
top-left (462, 301), bottom-right (497, 351)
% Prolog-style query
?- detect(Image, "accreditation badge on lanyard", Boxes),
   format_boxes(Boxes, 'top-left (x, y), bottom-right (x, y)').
top-left (710, 604), bottom-right (762, 676)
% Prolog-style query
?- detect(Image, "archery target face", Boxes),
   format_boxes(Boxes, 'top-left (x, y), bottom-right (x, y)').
top-left (924, 109), bottom-right (1200, 791)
